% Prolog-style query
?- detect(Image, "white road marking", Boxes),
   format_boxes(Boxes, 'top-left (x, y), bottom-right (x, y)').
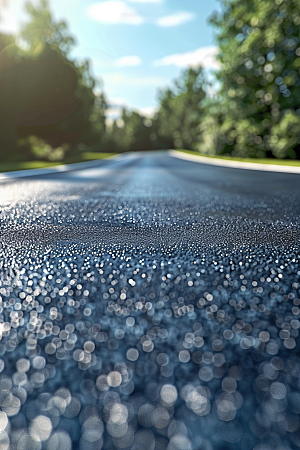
top-left (170, 150), bottom-right (300, 174)
top-left (0, 154), bottom-right (122, 180)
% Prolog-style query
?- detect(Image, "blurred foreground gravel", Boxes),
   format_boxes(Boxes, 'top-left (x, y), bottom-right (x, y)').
top-left (1, 152), bottom-right (300, 450)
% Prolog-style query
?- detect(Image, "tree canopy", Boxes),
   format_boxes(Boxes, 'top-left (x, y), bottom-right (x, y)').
top-left (0, 0), bottom-right (97, 161)
top-left (1, 0), bottom-right (300, 162)
top-left (105, 67), bottom-right (209, 153)
top-left (208, 0), bottom-right (300, 158)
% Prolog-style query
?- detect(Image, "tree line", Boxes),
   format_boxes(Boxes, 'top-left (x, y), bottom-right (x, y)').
top-left (0, 0), bottom-right (300, 162)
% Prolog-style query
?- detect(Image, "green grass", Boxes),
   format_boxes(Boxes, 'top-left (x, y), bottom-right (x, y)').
top-left (0, 160), bottom-right (63, 173)
top-left (81, 152), bottom-right (118, 161)
top-left (177, 149), bottom-right (300, 167)
top-left (0, 152), bottom-right (118, 173)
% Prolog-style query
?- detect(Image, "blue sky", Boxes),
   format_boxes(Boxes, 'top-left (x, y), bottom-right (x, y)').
top-left (0, 0), bottom-right (221, 119)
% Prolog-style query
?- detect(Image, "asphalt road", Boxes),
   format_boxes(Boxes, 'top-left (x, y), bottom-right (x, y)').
top-left (1, 151), bottom-right (300, 450)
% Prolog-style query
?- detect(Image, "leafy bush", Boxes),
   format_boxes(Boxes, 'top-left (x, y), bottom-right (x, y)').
top-left (269, 110), bottom-right (300, 158)
top-left (18, 136), bottom-right (69, 161)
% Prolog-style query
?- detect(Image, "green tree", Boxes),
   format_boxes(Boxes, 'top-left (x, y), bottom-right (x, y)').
top-left (20, 0), bottom-right (75, 57)
top-left (156, 67), bottom-right (208, 150)
top-left (0, 0), bottom-right (98, 161)
top-left (89, 91), bottom-right (108, 149)
top-left (0, 33), bottom-right (21, 158)
top-left (106, 108), bottom-right (155, 152)
top-left (210, 0), bottom-right (300, 158)
top-left (104, 67), bottom-right (208, 154)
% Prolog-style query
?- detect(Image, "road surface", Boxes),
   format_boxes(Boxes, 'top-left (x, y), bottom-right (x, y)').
top-left (1, 151), bottom-right (300, 450)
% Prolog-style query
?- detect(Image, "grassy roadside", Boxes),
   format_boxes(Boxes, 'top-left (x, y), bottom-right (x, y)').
top-left (0, 152), bottom-right (118, 173)
top-left (177, 149), bottom-right (300, 167)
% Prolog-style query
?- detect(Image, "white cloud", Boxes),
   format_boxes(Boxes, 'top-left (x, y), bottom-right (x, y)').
top-left (154, 45), bottom-right (220, 70)
top-left (106, 97), bottom-right (156, 123)
top-left (108, 97), bottom-right (129, 107)
top-left (129, 0), bottom-right (162, 2)
top-left (0, 16), bottom-right (20, 34)
top-left (157, 11), bottom-right (195, 27)
top-left (0, 0), bottom-right (26, 34)
top-left (106, 97), bottom-right (128, 121)
top-left (115, 55), bottom-right (141, 67)
top-left (86, 1), bottom-right (144, 25)
top-left (138, 106), bottom-right (157, 117)
top-left (102, 73), bottom-right (125, 86)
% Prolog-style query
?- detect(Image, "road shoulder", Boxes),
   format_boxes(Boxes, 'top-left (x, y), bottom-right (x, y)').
top-left (0, 154), bottom-right (121, 181)
top-left (170, 150), bottom-right (300, 174)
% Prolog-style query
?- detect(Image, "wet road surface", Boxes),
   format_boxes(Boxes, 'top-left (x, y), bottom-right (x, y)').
top-left (1, 151), bottom-right (300, 450)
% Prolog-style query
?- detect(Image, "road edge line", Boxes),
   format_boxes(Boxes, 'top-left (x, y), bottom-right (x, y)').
top-left (0, 154), bottom-right (122, 180)
top-left (169, 150), bottom-right (300, 174)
